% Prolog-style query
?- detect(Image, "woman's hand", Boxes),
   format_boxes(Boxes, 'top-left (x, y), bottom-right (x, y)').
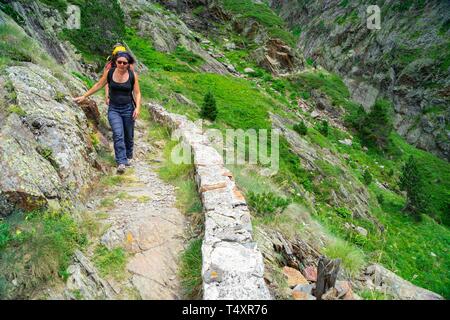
top-left (73, 96), bottom-right (86, 104)
top-left (105, 97), bottom-right (110, 105)
top-left (133, 107), bottom-right (140, 120)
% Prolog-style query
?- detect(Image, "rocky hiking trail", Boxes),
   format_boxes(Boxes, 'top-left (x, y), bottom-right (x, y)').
top-left (57, 117), bottom-right (187, 300)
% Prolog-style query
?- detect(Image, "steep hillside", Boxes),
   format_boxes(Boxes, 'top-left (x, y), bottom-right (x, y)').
top-left (0, 0), bottom-right (449, 300)
top-left (269, 0), bottom-right (450, 161)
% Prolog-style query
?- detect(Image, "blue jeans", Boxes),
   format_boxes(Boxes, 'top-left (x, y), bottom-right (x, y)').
top-left (108, 103), bottom-right (135, 165)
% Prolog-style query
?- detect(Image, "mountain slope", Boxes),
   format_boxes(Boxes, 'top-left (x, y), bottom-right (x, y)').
top-left (0, 0), bottom-right (448, 299)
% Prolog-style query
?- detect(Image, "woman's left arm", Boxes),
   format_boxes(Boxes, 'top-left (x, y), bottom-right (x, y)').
top-left (132, 71), bottom-right (141, 120)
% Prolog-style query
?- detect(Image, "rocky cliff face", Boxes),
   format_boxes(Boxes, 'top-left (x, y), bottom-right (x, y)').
top-left (269, 0), bottom-right (450, 161)
top-left (0, 10), bottom-right (105, 216)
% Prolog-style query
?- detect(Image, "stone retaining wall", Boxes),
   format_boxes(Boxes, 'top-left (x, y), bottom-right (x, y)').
top-left (148, 103), bottom-right (271, 300)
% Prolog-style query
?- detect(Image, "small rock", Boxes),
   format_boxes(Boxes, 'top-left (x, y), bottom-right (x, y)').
top-left (338, 138), bottom-right (353, 146)
top-left (355, 226), bottom-right (368, 237)
top-left (293, 283), bottom-right (315, 295)
top-left (282, 266), bottom-right (309, 288)
top-left (292, 291), bottom-right (316, 300)
top-left (244, 67), bottom-right (255, 74)
top-left (311, 110), bottom-right (320, 118)
top-left (303, 266), bottom-right (318, 282)
top-left (224, 42), bottom-right (236, 50)
top-left (321, 287), bottom-right (338, 300)
top-left (335, 280), bottom-right (354, 300)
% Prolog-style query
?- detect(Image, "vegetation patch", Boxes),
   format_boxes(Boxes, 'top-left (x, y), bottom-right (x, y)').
top-left (178, 238), bottom-right (202, 299)
top-left (93, 245), bottom-right (127, 281)
top-left (0, 209), bottom-right (87, 299)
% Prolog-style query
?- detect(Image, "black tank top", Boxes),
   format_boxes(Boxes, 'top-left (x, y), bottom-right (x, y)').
top-left (108, 68), bottom-right (133, 106)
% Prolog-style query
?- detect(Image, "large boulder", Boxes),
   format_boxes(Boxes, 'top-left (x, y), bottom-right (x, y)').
top-left (359, 264), bottom-right (444, 300)
top-left (0, 62), bottom-right (101, 216)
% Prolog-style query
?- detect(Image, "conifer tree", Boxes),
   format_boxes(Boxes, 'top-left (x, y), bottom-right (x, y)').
top-left (399, 156), bottom-right (427, 220)
top-left (199, 91), bottom-right (217, 121)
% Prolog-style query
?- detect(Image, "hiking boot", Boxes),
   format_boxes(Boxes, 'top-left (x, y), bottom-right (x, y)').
top-left (117, 164), bottom-right (126, 174)
top-left (125, 158), bottom-right (133, 167)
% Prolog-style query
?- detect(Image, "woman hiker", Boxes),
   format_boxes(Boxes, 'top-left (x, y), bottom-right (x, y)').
top-left (73, 51), bottom-right (141, 174)
top-left (104, 43), bottom-right (136, 106)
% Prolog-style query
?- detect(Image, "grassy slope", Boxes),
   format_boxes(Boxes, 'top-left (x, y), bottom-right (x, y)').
top-left (123, 8), bottom-right (450, 296)
top-left (3, 0), bottom-right (446, 298)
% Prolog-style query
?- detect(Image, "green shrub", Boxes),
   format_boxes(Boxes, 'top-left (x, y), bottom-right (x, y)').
top-left (199, 91), bottom-right (218, 121)
top-left (318, 120), bottom-right (329, 136)
top-left (376, 193), bottom-right (385, 205)
top-left (359, 99), bottom-right (394, 150)
top-left (293, 121), bottom-right (308, 135)
top-left (0, 221), bottom-right (11, 249)
top-left (0, 209), bottom-right (87, 298)
top-left (247, 191), bottom-right (291, 216)
top-left (323, 239), bottom-right (366, 277)
top-left (363, 169), bottom-right (373, 185)
top-left (93, 245), bottom-right (127, 280)
top-left (335, 207), bottom-right (352, 219)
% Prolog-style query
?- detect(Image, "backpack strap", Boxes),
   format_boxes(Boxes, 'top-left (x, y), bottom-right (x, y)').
top-left (128, 69), bottom-right (135, 88)
top-left (107, 67), bottom-right (114, 85)
top-left (128, 69), bottom-right (136, 108)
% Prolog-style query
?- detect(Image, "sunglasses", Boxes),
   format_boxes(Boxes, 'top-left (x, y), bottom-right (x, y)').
top-left (117, 60), bottom-right (128, 65)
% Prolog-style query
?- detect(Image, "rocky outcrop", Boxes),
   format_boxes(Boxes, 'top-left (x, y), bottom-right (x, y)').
top-left (269, 0), bottom-right (450, 160)
top-left (148, 102), bottom-right (271, 300)
top-left (251, 38), bottom-right (303, 75)
top-left (356, 264), bottom-right (444, 300)
top-left (0, 61), bottom-right (102, 216)
top-left (64, 250), bottom-right (116, 300)
top-left (120, 0), bottom-right (231, 75)
top-left (270, 113), bottom-right (377, 224)
top-left (8, 1), bottom-right (89, 74)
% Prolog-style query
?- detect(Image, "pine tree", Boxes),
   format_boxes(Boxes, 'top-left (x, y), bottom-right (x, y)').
top-left (399, 156), bottom-right (427, 220)
top-left (363, 169), bottom-right (372, 185)
top-left (293, 121), bottom-right (308, 135)
top-left (319, 120), bottom-right (329, 136)
top-left (199, 91), bottom-right (218, 121)
top-left (360, 99), bottom-right (393, 150)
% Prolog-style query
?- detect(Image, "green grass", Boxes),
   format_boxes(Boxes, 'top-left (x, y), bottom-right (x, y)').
top-left (368, 188), bottom-right (450, 298)
top-left (163, 72), bottom-right (272, 129)
top-left (358, 289), bottom-right (393, 300)
top-left (322, 239), bottom-right (366, 277)
top-left (124, 28), bottom-right (195, 72)
top-left (158, 139), bottom-right (202, 215)
top-left (178, 238), bottom-right (202, 299)
top-left (72, 71), bottom-right (94, 89)
top-left (0, 21), bottom-right (53, 69)
top-left (0, 209), bottom-right (87, 298)
top-left (7, 105), bottom-right (27, 117)
top-left (100, 175), bottom-right (126, 187)
top-left (60, 0), bottom-right (125, 62)
top-left (92, 245), bottom-right (127, 281)
top-left (389, 133), bottom-right (450, 225)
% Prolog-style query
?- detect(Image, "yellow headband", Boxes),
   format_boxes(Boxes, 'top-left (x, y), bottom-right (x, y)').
top-left (112, 46), bottom-right (127, 56)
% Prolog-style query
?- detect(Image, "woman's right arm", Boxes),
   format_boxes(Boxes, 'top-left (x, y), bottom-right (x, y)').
top-left (73, 69), bottom-right (109, 103)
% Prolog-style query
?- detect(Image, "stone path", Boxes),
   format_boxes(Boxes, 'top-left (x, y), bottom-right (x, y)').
top-left (85, 119), bottom-right (187, 299)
